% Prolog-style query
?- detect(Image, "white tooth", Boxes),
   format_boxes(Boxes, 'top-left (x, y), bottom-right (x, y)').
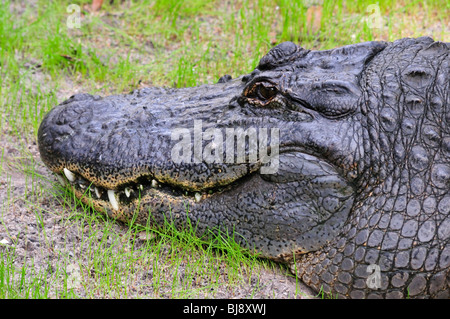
top-left (79, 183), bottom-right (86, 189)
top-left (94, 187), bottom-right (101, 199)
top-left (151, 179), bottom-right (158, 188)
top-left (194, 192), bottom-right (201, 202)
top-left (56, 174), bottom-right (66, 186)
top-left (139, 184), bottom-right (144, 191)
top-left (63, 168), bottom-right (75, 182)
top-left (125, 187), bottom-right (131, 198)
top-left (107, 190), bottom-right (119, 211)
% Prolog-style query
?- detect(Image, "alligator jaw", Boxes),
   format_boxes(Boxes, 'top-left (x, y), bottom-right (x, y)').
top-left (51, 146), bottom-right (355, 264)
top-left (54, 166), bottom-right (240, 215)
top-left (37, 78), bottom-right (265, 191)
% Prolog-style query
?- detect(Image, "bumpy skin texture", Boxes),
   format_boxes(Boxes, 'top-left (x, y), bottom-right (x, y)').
top-left (38, 37), bottom-right (450, 298)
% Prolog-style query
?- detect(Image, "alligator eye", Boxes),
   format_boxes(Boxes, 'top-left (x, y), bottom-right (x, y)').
top-left (259, 85), bottom-right (277, 100)
top-left (245, 82), bottom-right (278, 103)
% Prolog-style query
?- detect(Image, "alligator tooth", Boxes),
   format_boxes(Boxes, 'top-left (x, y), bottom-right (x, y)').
top-left (194, 192), bottom-right (201, 202)
top-left (79, 183), bottom-right (86, 189)
top-left (107, 190), bottom-right (119, 211)
top-left (139, 184), bottom-right (144, 191)
top-left (94, 187), bottom-right (101, 199)
top-left (125, 187), bottom-right (131, 198)
top-left (151, 179), bottom-right (158, 188)
top-left (63, 168), bottom-right (75, 182)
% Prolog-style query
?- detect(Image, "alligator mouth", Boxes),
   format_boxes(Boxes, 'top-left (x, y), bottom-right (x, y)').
top-left (56, 165), bottom-right (256, 213)
top-left (51, 145), bottom-right (356, 260)
top-left (55, 144), bottom-right (343, 215)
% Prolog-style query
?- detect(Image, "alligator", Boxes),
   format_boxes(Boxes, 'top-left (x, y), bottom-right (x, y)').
top-left (38, 37), bottom-right (449, 298)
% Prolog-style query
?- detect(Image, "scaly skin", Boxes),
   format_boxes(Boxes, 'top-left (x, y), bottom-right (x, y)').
top-left (38, 37), bottom-right (449, 298)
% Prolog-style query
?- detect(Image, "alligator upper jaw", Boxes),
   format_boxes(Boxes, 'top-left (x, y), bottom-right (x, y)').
top-left (52, 140), bottom-right (284, 213)
top-left (37, 77), bottom-right (267, 190)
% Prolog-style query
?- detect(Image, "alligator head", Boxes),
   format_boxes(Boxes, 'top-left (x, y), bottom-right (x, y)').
top-left (38, 37), bottom-right (449, 298)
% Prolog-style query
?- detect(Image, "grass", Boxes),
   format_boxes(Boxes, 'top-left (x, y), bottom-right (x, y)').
top-left (1, 174), bottom-right (287, 298)
top-left (0, 0), bottom-right (448, 299)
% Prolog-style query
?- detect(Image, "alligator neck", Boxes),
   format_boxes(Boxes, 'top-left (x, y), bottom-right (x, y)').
top-left (293, 166), bottom-right (449, 298)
